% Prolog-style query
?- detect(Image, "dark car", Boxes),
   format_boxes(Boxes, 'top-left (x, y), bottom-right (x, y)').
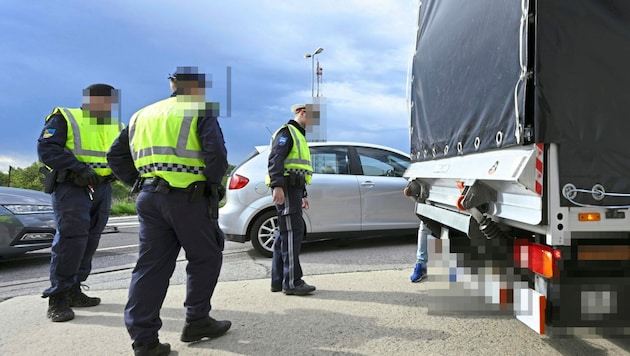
top-left (0, 187), bottom-right (56, 258)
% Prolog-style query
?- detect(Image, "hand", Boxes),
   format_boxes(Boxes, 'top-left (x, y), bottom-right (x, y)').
top-left (302, 197), bottom-right (309, 210)
top-left (75, 167), bottom-right (100, 186)
top-left (272, 187), bottom-right (285, 205)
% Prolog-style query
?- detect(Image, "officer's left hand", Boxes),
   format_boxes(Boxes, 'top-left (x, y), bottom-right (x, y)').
top-left (302, 197), bottom-right (309, 210)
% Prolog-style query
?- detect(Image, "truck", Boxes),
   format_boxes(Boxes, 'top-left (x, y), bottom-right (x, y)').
top-left (403, 0), bottom-right (630, 336)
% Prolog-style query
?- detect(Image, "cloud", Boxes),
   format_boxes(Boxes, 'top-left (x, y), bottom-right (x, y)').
top-left (1, 0), bottom-right (419, 169)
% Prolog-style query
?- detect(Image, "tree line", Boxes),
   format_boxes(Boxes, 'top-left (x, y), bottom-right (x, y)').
top-left (0, 162), bottom-right (235, 202)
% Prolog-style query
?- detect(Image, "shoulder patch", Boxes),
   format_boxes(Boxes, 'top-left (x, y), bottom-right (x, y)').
top-left (42, 129), bottom-right (56, 138)
top-left (277, 136), bottom-right (288, 146)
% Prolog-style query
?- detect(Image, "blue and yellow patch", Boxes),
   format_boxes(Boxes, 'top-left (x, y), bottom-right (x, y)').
top-left (42, 129), bottom-right (56, 138)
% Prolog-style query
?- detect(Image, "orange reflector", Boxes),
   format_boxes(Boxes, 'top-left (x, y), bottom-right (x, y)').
top-left (455, 181), bottom-right (465, 192)
top-left (578, 212), bottom-right (601, 222)
top-left (529, 244), bottom-right (558, 278)
top-left (578, 245), bottom-right (630, 261)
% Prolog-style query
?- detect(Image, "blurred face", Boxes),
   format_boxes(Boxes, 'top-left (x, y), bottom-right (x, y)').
top-left (174, 79), bottom-right (205, 101)
top-left (83, 94), bottom-right (118, 118)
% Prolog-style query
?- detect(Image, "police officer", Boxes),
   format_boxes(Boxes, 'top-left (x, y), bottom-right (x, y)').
top-left (266, 103), bottom-right (316, 296)
top-left (38, 83), bottom-right (122, 322)
top-left (107, 66), bottom-right (230, 356)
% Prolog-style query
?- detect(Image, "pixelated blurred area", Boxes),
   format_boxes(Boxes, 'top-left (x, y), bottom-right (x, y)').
top-left (183, 102), bottom-right (220, 119)
top-left (305, 97), bottom-right (327, 142)
top-left (426, 236), bottom-right (523, 316)
top-left (82, 88), bottom-right (120, 124)
top-left (425, 235), bottom-right (630, 337)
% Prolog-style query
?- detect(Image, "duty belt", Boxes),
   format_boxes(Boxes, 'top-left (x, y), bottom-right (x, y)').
top-left (141, 177), bottom-right (201, 192)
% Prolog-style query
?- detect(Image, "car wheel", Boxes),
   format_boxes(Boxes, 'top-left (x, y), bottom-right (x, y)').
top-left (249, 210), bottom-right (277, 258)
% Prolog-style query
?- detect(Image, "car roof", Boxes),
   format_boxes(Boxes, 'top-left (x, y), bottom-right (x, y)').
top-left (254, 141), bottom-right (409, 158)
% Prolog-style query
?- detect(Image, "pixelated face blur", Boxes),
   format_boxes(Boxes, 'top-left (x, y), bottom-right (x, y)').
top-left (83, 93), bottom-right (118, 117)
top-left (175, 79), bottom-right (206, 101)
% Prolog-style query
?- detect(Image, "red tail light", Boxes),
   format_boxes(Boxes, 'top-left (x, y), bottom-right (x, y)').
top-left (229, 174), bottom-right (249, 190)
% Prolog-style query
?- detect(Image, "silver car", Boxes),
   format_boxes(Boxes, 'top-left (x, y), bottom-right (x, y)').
top-left (219, 142), bottom-right (419, 257)
top-left (0, 187), bottom-right (56, 258)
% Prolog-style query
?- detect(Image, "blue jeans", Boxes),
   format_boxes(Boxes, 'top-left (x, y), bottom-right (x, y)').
top-left (416, 221), bottom-right (431, 264)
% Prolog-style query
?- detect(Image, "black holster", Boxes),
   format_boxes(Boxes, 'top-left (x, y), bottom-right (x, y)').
top-left (206, 183), bottom-right (222, 219)
top-left (287, 173), bottom-right (305, 189)
top-left (40, 166), bottom-right (58, 194)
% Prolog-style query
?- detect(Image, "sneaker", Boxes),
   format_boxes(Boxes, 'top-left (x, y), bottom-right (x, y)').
top-left (47, 292), bottom-right (75, 322)
top-left (68, 284), bottom-right (101, 307)
top-left (410, 263), bottom-right (427, 283)
top-left (283, 282), bottom-right (316, 296)
top-left (180, 317), bottom-right (232, 342)
top-left (132, 340), bottom-right (171, 356)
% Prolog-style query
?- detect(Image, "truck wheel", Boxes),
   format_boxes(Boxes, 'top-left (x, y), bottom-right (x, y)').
top-left (249, 210), bottom-right (277, 258)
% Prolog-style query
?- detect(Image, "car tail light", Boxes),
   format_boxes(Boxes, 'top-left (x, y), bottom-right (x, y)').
top-left (229, 174), bottom-right (250, 190)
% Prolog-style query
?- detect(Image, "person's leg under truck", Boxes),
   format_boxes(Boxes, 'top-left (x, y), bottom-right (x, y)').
top-left (125, 190), bottom-right (181, 345)
top-left (77, 183), bottom-right (112, 282)
top-left (416, 221), bottom-right (430, 265)
top-left (277, 187), bottom-right (305, 290)
top-left (43, 183), bottom-right (93, 297)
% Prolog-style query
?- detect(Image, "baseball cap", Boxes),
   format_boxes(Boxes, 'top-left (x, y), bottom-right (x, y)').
top-left (167, 66), bottom-right (203, 81)
top-left (291, 104), bottom-right (306, 115)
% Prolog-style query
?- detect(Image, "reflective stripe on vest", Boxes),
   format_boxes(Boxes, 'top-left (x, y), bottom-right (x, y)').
top-left (128, 97), bottom-right (206, 188)
top-left (47, 107), bottom-right (122, 176)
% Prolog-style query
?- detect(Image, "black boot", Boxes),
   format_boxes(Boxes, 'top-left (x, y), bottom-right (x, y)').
top-left (47, 292), bottom-right (75, 322)
top-left (180, 317), bottom-right (232, 342)
top-left (68, 283), bottom-right (101, 307)
top-left (132, 339), bottom-right (171, 356)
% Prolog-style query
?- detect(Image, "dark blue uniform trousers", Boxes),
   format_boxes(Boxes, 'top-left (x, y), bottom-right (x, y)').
top-left (271, 186), bottom-right (305, 290)
top-left (125, 188), bottom-right (224, 345)
top-left (43, 182), bottom-right (111, 297)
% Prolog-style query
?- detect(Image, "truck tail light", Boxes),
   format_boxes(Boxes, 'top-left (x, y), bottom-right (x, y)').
top-left (529, 243), bottom-right (561, 278)
top-left (228, 174), bottom-right (249, 190)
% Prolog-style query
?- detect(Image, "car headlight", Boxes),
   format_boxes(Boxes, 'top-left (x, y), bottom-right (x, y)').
top-left (2, 204), bottom-right (54, 214)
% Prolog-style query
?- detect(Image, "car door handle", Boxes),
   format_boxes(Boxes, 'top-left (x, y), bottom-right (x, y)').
top-left (360, 181), bottom-right (375, 188)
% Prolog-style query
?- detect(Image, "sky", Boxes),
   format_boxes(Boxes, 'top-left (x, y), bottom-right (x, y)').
top-left (0, 0), bottom-right (419, 173)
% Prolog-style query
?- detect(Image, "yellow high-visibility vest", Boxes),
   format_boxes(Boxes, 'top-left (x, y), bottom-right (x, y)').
top-left (265, 123), bottom-right (312, 186)
top-left (128, 97), bottom-right (207, 188)
top-left (46, 107), bottom-right (123, 176)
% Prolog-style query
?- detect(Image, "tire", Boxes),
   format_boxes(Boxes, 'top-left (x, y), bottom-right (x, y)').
top-left (249, 210), bottom-right (278, 258)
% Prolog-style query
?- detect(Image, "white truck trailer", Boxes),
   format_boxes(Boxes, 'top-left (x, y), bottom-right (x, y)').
top-left (404, 0), bottom-right (630, 335)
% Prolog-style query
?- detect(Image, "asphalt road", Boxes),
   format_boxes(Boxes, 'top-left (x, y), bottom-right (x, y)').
top-left (0, 215), bottom-right (418, 301)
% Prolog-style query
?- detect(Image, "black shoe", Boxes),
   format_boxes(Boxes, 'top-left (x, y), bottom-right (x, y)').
top-left (271, 285), bottom-right (282, 293)
top-left (47, 292), bottom-right (75, 322)
top-left (181, 317), bottom-right (232, 342)
top-left (132, 340), bottom-right (171, 356)
top-left (68, 284), bottom-right (101, 307)
top-left (283, 283), bottom-right (316, 296)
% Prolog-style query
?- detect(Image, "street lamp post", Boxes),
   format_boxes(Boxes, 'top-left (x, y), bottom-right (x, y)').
top-left (304, 47), bottom-right (324, 97)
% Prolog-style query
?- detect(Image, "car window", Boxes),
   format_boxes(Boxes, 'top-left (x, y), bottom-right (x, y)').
top-left (355, 147), bottom-right (410, 177)
top-left (310, 146), bottom-right (349, 175)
